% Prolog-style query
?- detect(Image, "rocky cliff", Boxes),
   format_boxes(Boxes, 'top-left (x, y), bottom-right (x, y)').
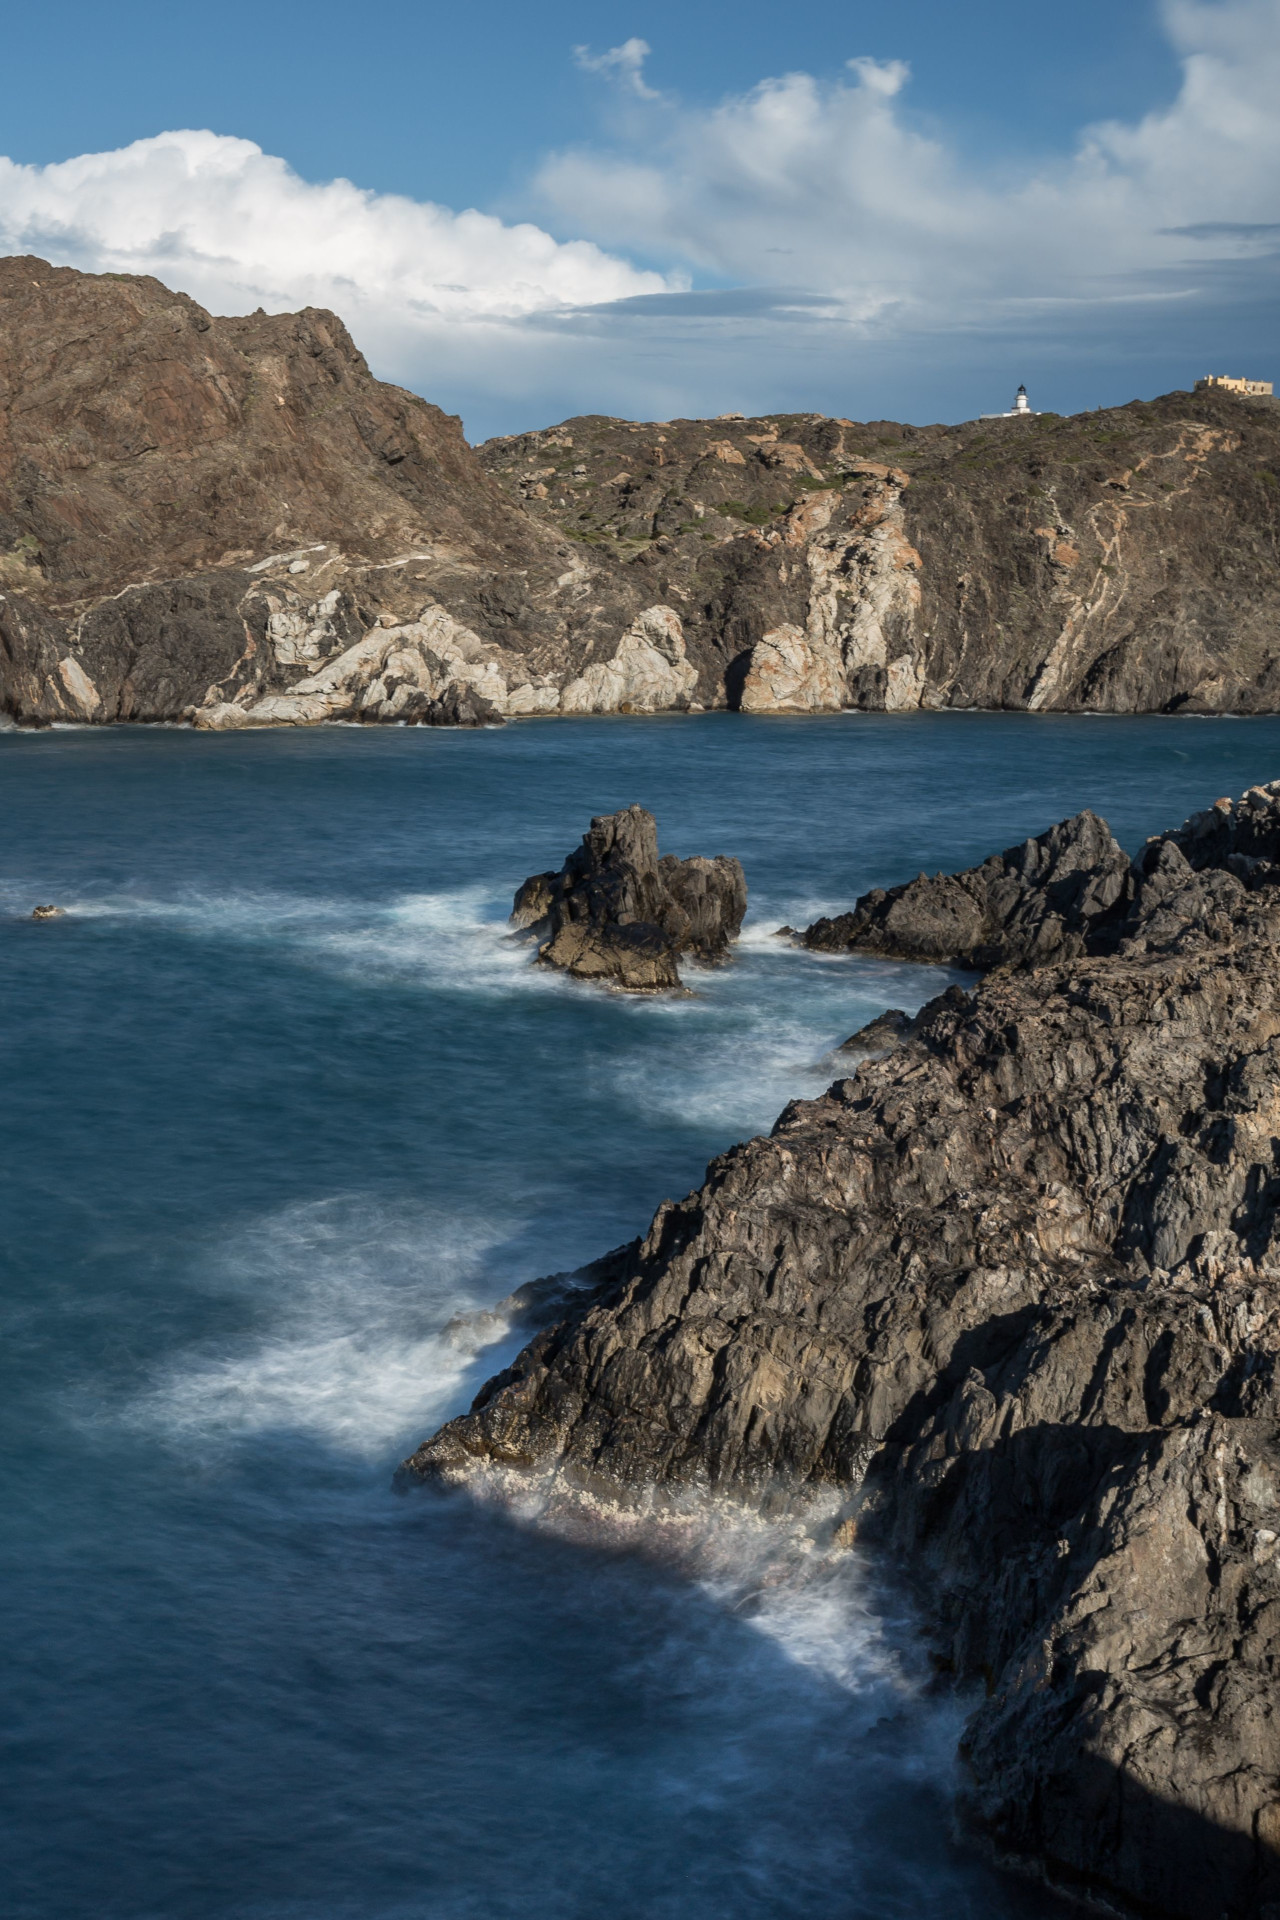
top-left (0, 256), bottom-right (657, 727)
top-left (481, 393), bottom-right (1280, 716)
top-left (403, 778), bottom-right (1280, 1919)
top-left (2, 255), bottom-right (1278, 727)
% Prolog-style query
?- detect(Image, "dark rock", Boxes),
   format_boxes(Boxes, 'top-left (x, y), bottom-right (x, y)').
top-left (511, 805), bottom-right (747, 991)
top-left (398, 682), bottom-right (505, 727)
top-left (803, 808), bottom-right (1132, 967)
top-left (404, 775), bottom-right (1280, 1919)
top-left (30, 904), bottom-right (63, 919)
top-left (837, 1007), bottom-right (914, 1055)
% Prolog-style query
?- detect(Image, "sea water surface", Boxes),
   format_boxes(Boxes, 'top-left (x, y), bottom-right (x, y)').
top-left (5, 711), bottom-right (1280, 1920)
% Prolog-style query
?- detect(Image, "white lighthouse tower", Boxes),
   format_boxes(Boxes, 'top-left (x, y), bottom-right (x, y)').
top-left (981, 383), bottom-right (1038, 420)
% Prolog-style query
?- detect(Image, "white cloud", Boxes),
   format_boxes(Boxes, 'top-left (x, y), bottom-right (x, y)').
top-left (538, 0), bottom-right (1280, 330)
top-left (572, 38), bottom-right (658, 99)
top-left (0, 127), bottom-right (670, 361)
top-left (0, 2), bottom-right (1275, 437)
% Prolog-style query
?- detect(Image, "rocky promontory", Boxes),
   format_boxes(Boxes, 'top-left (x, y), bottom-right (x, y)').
top-left (511, 805), bottom-right (746, 990)
top-left (3, 256), bottom-right (1280, 727)
top-left (404, 778), bottom-right (1280, 1919)
top-left (801, 808), bottom-right (1133, 967)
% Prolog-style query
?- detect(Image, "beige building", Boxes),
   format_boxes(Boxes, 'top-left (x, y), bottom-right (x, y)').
top-left (1196, 374), bottom-right (1274, 396)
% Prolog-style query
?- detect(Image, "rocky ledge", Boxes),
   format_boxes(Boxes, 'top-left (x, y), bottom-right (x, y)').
top-left (511, 805), bottom-right (747, 991)
top-left (404, 777), bottom-right (1280, 1920)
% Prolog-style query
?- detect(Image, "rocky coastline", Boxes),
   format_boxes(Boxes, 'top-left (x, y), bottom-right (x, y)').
top-left (3, 257), bottom-right (1280, 729)
top-left (402, 778), bottom-right (1280, 1920)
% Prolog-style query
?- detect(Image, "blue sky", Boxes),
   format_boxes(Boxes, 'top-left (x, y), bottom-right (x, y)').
top-left (1, 1), bottom-right (1275, 438)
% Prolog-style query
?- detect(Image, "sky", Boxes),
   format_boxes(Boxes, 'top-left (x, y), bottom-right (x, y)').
top-left (0, 0), bottom-right (1276, 439)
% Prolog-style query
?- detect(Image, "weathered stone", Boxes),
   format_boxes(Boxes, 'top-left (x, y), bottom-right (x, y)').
top-left (803, 808), bottom-right (1132, 967)
top-left (404, 776), bottom-right (1280, 1919)
top-left (512, 805), bottom-right (746, 991)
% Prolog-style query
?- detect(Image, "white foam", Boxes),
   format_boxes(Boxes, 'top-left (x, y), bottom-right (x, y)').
top-left (0, 876), bottom-right (582, 1002)
top-left (133, 1196), bottom-right (527, 1458)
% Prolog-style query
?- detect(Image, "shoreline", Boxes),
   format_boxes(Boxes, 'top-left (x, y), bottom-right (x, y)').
top-left (401, 775), bottom-right (1280, 1919)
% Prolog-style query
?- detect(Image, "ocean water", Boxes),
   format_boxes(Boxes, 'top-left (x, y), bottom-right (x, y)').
top-left (5, 710), bottom-right (1280, 1920)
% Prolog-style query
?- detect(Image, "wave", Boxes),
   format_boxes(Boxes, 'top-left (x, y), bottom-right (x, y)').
top-left (131, 1195), bottom-right (531, 1459)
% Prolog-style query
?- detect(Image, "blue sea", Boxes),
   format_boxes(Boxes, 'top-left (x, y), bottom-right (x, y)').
top-left (5, 710), bottom-right (1277, 1920)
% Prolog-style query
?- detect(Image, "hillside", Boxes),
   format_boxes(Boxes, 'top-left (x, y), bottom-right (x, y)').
top-left (1, 256), bottom-right (1278, 725)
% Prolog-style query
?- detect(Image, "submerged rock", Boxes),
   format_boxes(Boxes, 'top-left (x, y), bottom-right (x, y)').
top-left (511, 804), bottom-right (747, 992)
top-left (405, 775), bottom-right (1280, 1919)
top-left (30, 903), bottom-right (63, 919)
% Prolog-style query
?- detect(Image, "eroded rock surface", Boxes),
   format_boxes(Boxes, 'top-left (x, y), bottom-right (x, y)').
top-left (511, 805), bottom-right (747, 991)
top-left (405, 777), bottom-right (1280, 1919)
top-left (802, 808), bottom-right (1133, 967)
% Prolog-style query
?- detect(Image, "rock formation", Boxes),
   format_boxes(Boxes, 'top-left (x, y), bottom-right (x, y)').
top-left (802, 808), bottom-right (1133, 967)
top-left (511, 805), bottom-right (747, 991)
top-left (483, 397), bottom-right (1280, 717)
top-left (404, 777), bottom-right (1280, 1919)
top-left (3, 257), bottom-right (1280, 726)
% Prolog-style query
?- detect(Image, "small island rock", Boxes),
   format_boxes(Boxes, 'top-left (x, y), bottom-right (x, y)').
top-left (512, 804), bottom-right (747, 991)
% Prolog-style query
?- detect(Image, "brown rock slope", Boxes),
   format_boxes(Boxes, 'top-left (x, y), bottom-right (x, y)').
top-left (403, 779), bottom-right (1280, 1919)
top-left (481, 391), bottom-right (1280, 714)
top-left (0, 255), bottom-right (651, 726)
top-left (3, 254), bottom-right (1278, 725)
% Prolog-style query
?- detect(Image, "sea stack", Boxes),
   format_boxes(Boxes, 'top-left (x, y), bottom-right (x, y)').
top-left (511, 805), bottom-right (747, 991)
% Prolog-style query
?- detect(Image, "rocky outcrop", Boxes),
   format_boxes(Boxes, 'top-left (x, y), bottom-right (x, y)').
top-left (3, 258), bottom-right (1280, 725)
top-left (511, 805), bottom-right (747, 991)
top-left (403, 777), bottom-right (1280, 1919)
top-left (802, 808), bottom-right (1133, 968)
top-left (559, 605), bottom-right (699, 714)
top-left (0, 257), bottom-right (666, 728)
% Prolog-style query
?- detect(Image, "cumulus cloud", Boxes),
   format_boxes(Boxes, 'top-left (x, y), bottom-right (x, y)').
top-left (0, 127), bottom-right (672, 409)
top-left (0, 1), bottom-right (1275, 435)
top-left (538, 0), bottom-right (1280, 330)
top-left (572, 38), bottom-right (658, 99)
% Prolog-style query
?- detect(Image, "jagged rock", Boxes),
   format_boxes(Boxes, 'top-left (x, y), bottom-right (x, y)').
top-left (511, 805), bottom-right (747, 992)
top-left (837, 1007), bottom-right (915, 1054)
top-left (803, 808), bottom-right (1132, 967)
top-left (398, 682), bottom-right (504, 727)
top-left (30, 904), bottom-right (63, 919)
top-left (403, 776), bottom-right (1280, 1920)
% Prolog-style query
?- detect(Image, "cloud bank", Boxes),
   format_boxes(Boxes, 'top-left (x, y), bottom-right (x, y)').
top-left (0, 1), bottom-right (1276, 435)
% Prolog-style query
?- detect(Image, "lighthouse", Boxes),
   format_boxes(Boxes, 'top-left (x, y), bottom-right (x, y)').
top-left (981, 383), bottom-right (1038, 420)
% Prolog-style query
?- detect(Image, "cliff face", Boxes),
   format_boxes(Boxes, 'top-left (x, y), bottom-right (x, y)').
top-left (2, 255), bottom-right (1278, 726)
top-left (403, 781), bottom-right (1280, 1919)
top-left (0, 256), bottom-right (649, 726)
top-left (481, 395), bottom-right (1280, 716)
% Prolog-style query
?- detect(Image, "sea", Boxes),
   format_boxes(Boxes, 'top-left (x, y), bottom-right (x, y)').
top-left (5, 709), bottom-right (1278, 1920)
